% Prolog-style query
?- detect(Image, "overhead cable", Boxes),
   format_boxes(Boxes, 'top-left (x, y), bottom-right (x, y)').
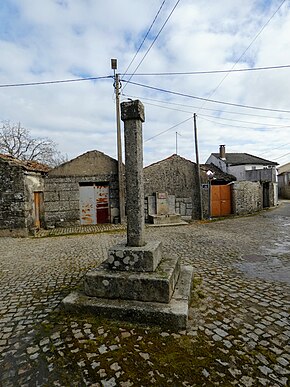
top-left (145, 116), bottom-right (192, 142)
top-left (122, 0), bottom-right (167, 79)
top-left (198, 113), bottom-right (290, 128)
top-left (259, 143), bottom-right (290, 155)
top-left (197, 0), bottom-right (287, 112)
top-left (0, 75), bottom-right (112, 88)
top-left (125, 64), bottom-right (290, 76)
top-left (122, 0), bottom-right (181, 91)
top-left (198, 116), bottom-right (289, 130)
top-left (123, 79), bottom-right (290, 113)
top-left (122, 93), bottom-right (290, 120)
top-left (273, 151), bottom-right (290, 160)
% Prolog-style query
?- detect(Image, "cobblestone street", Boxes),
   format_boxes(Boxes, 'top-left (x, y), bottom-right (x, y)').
top-left (0, 203), bottom-right (289, 386)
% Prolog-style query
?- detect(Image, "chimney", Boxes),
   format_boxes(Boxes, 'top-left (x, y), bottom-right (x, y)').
top-left (219, 145), bottom-right (226, 160)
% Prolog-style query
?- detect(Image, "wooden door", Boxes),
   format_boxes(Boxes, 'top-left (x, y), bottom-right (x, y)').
top-left (34, 192), bottom-right (44, 229)
top-left (211, 185), bottom-right (231, 217)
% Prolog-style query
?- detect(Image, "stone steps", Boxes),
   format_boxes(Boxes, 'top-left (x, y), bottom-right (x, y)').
top-left (84, 255), bottom-right (181, 303)
top-left (62, 265), bottom-right (193, 330)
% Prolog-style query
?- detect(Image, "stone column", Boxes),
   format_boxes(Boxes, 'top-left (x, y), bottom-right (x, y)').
top-left (121, 100), bottom-right (145, 247)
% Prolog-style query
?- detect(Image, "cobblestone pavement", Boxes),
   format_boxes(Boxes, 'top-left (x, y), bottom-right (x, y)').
top-left (0, 204), bottom-right (289, 386)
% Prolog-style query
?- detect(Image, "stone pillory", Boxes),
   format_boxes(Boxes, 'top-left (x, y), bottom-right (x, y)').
top-left (121, 100), bottom-right (145, 248)
top-left (62, 99), bottom-right (194, 330)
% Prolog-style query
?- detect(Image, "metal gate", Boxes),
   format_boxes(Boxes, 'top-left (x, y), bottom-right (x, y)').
top-left (211, 185), bottom-right (232, 217)
top-left (79, 183), bottom-right (109, 225)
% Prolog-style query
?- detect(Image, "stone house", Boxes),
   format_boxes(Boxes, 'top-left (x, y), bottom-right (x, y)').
top-left (44, 150), bottom-right (120, 227)
top-left (0, 154), bottom-right (49, 236)
top-left (206, 145), bottom-right (278, 208)
top-left (278, 162), bottom-right (290, 199)
top-left (143, 154), bottom-right (235, 220)
top-left (144, 154), bottom-right (199, 219)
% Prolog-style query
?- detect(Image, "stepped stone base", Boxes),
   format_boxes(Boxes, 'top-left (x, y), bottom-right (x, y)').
top-left (149, 214), bottom-right (182, 225)
top-left (107, 240), bottom-right (162, 272)
top-left (84, 256), bottom-right (180, 303)
top-left (62, 265), bottom-right (194, 330)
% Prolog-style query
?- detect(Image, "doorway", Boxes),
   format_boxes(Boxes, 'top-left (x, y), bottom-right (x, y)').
top-left (34, 191), bottom-right (44, 229)
top-left (262, 182), bottom-right (270, 208)
top-left (79, 183), bottom-right (110, 225)
top-left (211, 185), bottom-right (232, 217)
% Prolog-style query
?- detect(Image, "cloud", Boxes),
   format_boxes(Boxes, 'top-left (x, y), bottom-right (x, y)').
top-left (0, 0), bottom-right (290, 167)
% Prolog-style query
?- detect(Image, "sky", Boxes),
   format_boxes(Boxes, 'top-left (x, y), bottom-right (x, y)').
top-left (0, 0), bottom-right (290, 167)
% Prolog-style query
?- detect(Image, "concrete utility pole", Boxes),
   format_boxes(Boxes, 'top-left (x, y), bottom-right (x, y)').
top-left (193, 113), bottom-right (203, 220)
top-left (111, 59), bottom-right (125, 224)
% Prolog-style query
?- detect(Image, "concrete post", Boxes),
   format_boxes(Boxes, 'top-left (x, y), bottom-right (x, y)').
top-left (121, 100), bottom-right (145, 247)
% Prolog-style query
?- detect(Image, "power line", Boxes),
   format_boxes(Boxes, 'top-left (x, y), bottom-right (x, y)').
top-left (198, 113), bottom-right (290, 128)
top-left (122, 0), bottom-right (167, 79)
top-left (123, 79), bottom-right (290, 113)
top-left (125, 64), bottom-right (290, 76)
top-left (197, 0), bottom-right (287, 112)
top-left (198, 115), bottom-right (286, 131)
top-left (122, 0), bottom-right (181, 91)
top-left (2, 60), bottom-right (290, 90)
top-left (0, 75), bottom-right (112, 88)
top-left (145, 116), bottom-right (192, 142)
top-left (259, 143), bottom-right (290, 156)
top-left (122, 93), bottom-right (290, 120)
top-left (273, 151), bottom-right (290, 160)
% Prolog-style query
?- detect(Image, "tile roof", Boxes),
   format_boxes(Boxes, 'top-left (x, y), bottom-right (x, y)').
top-left (0, 154), bottom-right (50, 172)
top-left (211, 152), bottom-right (278, 166)
top-left (201, 163), bottom-right (236, 182)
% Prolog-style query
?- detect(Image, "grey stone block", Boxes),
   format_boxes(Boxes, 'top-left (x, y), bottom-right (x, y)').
top-left (107, 240), bottom-right (162, 272)
top-left (149, 214), bottom-right (182, 225)
top-left (62, 265), bottom-right (194, 330)
top-left (84, 256), bottom-right (180, 303)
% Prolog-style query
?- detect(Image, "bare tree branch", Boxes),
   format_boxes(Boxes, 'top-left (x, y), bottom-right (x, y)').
top-left (0, 121), bottom-right (67, 167)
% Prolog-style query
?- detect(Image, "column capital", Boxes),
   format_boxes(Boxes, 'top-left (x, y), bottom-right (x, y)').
top-left (121, 100), bottom-right (145, 123)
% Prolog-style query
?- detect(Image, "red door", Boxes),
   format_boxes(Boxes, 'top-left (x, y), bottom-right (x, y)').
top-left (95, 185), bottom-right (109, 223)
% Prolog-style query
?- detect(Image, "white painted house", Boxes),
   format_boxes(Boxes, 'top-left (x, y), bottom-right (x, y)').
top-left (206, 145), bottom-right (279, 207)
top-left (206, 145), bottom-right (278, 183)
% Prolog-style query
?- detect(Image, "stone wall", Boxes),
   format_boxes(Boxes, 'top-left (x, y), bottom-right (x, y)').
top-left (280, 185), bottom-right (290, 199)
top-left (0, 161), bottom-right (45, 236)
top-left (44, 174), bottom-right (119, 227)
top-left (232, 181), bottom-right (262, 215)
top-left (144, 195), bottom-right (193, 222)
top-left (144, 155), bottom-right (200, 219)
top-left (0, 161), bottom-right (26, 234)
top-left (44, 151), bottom-right (120, 227)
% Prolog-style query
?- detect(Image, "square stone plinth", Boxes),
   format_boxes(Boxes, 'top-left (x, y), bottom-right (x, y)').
top-left (106, 240), bottom-right (162, 272)
top-left (62, 265), bottom-right (194, 330)
top-left (84, 256), bottom-right (180, 303)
